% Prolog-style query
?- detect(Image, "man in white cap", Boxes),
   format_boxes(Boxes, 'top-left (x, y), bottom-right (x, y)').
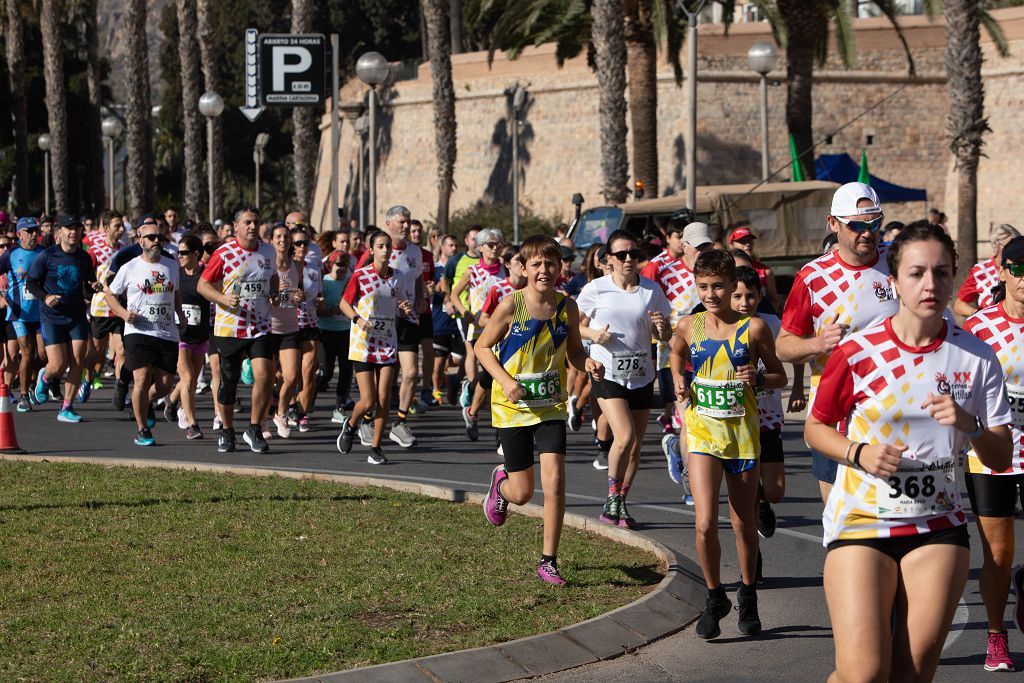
top-left (776, 182), bottom-right (899, 504)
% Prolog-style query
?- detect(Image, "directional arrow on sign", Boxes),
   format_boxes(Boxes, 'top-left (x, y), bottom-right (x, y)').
top-left (239, 28), bottom-right (264, 122)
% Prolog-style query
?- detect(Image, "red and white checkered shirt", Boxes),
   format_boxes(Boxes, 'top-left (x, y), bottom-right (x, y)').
top-left (201, 239), bottom-right (275, 339)
top-left (89, 242), bottom-right (117, 318)
top-left (965, 303), bottom-right (1024, 474)
top-left (343, 264), bottom-right (414, 365)
top-left (641, 250), bottom-right (699, 369)
top-left (481, 277), bottom-right (521, 317)
top-left (814, 319), bottom-right (1011, 544)
top-left (957, 258), bottom-right (1000, 310)
top-left (781, 247), bottom-right (898, 417)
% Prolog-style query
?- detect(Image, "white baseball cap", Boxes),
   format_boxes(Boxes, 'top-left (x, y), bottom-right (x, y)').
top-left (682, 222), bottom-right (713, 247)
top-left (830, 182), bottom-right (881, 217)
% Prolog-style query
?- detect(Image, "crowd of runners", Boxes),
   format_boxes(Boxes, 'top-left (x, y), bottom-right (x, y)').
top-left (2, 179), bottom-right (1023, 680)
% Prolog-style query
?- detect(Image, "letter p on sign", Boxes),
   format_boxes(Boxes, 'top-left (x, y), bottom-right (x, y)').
top-left (272, 47), bottom-right (312, 92)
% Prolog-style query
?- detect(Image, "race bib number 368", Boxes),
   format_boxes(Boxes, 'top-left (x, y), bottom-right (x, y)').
top-left (875, 461), bottom-right (957, 519)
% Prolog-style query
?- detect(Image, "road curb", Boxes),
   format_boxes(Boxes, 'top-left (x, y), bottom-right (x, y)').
top-left (0, 454), bottom-right (706, 682)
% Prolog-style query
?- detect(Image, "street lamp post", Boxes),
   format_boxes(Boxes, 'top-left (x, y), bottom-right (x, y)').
top-left (101, 116), bottom-right (123, 210)
top-left (198, 92), bottom-right (225, 223)
top-left (684, 9), bottom-right (698, 211)
top-left (354, 115), bottom-right (369, 230)
top-left (253, 133), bottom-right (270, 210)
top-left (748, 41), bottom-right (779, 182)
top-left (38, 134), bottom-right (51, 216)
top-left (356, 51), bottom-right (389, 226)
top-left (510, 85), bottom-right (527, 245)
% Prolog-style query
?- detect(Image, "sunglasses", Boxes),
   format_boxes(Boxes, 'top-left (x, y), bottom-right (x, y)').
top-left (292, 240), bottom-right (309, 247)
top-left (177, 249), bottom-right (194, 256)
top-left (834, 215), bottom-right (883, 234)
top-left (609, 248), bottom-right (642, 261)
top-left (483, 242), bottom-right (502, 250)
top-left (140, 234), bottom-right (167, 243)
top-left (1005, 263), bottom-right (1024, 278)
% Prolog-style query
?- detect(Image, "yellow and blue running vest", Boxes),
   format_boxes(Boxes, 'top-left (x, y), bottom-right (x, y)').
top-left (490, 291), bottom-right (570, 428)
top-left (685, 311), bottom-right (760, 460)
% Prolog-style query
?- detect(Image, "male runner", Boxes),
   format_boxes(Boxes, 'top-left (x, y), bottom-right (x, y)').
top-left (0, 217), bottom-right (45, 411)
top-left (26, 215), bottom-right (97, 423)
top-left (86, 211), bottom-right (126, 403)
top-left (198, 208), bottom-right (278, 453)
top-left (442, 225), bottom-right (481, 406)
top-left (408, 218), bottom-right (436, 411)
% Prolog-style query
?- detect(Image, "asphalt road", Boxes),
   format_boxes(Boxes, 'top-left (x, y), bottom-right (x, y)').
top-left (6, 379), bottom-right (1013, 682)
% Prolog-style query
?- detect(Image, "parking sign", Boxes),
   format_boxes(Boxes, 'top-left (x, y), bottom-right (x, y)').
top-left (258, 34), bottom-right (326, 106)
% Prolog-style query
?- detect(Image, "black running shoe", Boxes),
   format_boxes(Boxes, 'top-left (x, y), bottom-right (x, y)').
top-left (736, 583), bottom-right (762, 636)
top-left (757, 501), bottom-right (777, 539)
top-left (755, 549), bottom-right (764, 585)
top-left (112, 379), bottom-right (128, 411)
top-left (695, 588), bottom-right (731, 640)
top-left (243, 425), bottom-right (269, 453)
top-left (218, 428), bottom-right (236, 453)
top-left (336, 421), bottom-right (354, 454)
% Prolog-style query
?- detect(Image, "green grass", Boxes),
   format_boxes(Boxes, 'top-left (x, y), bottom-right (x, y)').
top-left (0, 462), bottom-right (662, 681)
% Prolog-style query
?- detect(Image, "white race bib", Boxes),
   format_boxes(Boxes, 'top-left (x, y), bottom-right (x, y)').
top-left (141, 300), bottom-right (172, 325)
top-left (1007, 384), bottom-right (1024, 428)
top-left (610, 350), bottom-right (648, 382)
top-left (182, 304), bottom-right (202, 327)
top-left (515, 370), bottom-right (561, 408)
top-left (367, 315), bottom-right (394, 340)
top-left (21, 284), bottom-right (35, 302)
top-left (875, 461), bottom-right (957, 519)
top-left (237, 279), bottom-right (268, 301)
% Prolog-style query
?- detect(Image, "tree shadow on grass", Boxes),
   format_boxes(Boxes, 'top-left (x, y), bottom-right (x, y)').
top-left (568, 563), bottom-right (664, 588)
top-left (0, 492), bottom-right (372, 513)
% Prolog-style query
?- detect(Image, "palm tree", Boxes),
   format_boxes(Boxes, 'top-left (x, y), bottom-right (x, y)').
top-left (82, 0), bottom-right (105, 212)
top-left (176, 0), bottom-right (205, 219)
top-left (291, 0), bottom-right (317, 214)
top-left (424, 0), bottom-right (457, 231)
top-left (196, 0), bottom-right (223, 219)
top-left (944, 0), bottom-right (988, 272)
top-left (625, 0), bottom-right (657, 197)
top-left (4, 0), bottom-right (29, 208)
top-left (124, 0), bottom-right (154, 215)
top-left (592, 0), bottom-right (628, 203)
top-left (39, 0), bottom-right (69, 212)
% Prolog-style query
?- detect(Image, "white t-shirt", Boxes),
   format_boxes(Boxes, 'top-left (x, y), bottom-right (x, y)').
top-left (577, 274), bottom-right (671, 389)
top-left (108, 254), bottom-right (180, 342)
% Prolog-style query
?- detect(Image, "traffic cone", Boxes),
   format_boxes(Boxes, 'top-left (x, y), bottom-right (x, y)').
top-left (0, 382), bottom-right (26, 454)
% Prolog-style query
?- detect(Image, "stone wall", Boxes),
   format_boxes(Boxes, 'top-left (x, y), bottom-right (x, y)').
top-left (312, 7), bottom-right (1024, 257)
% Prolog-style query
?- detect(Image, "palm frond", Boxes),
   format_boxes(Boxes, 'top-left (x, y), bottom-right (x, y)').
top-left (981, 7), bottom-right (1011, 57)
top-left (921, 0), bottom-right (940, 22)
top-left (871, 0), bottom-right (917, 76)
top-left (826, 0), bottom-right (857, 68)
top-left (749, 0), bottom-right (786, 48)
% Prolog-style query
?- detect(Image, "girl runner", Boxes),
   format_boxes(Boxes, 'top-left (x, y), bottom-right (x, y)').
top-left (670, 249), bottom-right (787, 639)
top-left (336, 230), bottom-right (415, 465)
top-left (319, 253), bottom-right (353, 423)
top-left (167, 234), bottom-right (209, 439)
top-left (291, 228), bottom-right (322, 432)
top-left (267, 225), bottom-right (305, 439)
top-left (806, 223), bottom-right (1012, 682)
top-left (963, 235), bottom-right (1024, 672)
top-left (578, 230), bottom-right (672, 529)
top-left (477, 235), bottom-right (603, 586)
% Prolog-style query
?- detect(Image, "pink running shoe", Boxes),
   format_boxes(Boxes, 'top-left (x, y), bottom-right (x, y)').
top-left (657, 412), bottom-right (673, 434)
top-left (537, 559), bottom-right (567, 586)
top-left (483, 465), bottom-right (509, 527)
top-left (985, 631), bottom-right (1014, 672)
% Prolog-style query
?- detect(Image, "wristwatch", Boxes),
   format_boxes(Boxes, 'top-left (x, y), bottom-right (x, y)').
top-left (965, 414), bottom-right (985, 439)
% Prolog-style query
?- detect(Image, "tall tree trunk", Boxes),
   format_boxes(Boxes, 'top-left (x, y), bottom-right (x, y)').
top-left (591, 0), bottom-right (629, 203)
top-left (291, 0), bottom-right (317, 215)
top-left (196, 0), bottom-right (223, 219)
top-left (777, 0), bottom-right (824, 183)
top-left (945, 0), bottom-right (987, 275)
top-left (624, 0), bottom-right (657, 198)
top-left (4, 0), bottom-right (29, 209)
top-left (83, 0), bottom-right (106, 212)
top-left (424, 0), bottom-right (456, 232)
top-left (449, 0), bottom-right (462, 54)
top-left (125, 0), bottom-right (154, 215)
top-left (39, 0), bottom-right (69, 212)
top-left (176, 0), bottom-right (205, 220)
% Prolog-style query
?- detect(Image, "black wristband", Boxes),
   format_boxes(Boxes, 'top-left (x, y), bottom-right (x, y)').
top-left (853, 443), bottom-right (866, 469)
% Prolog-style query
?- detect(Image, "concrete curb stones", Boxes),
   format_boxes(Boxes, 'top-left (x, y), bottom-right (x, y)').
top-left (0, 454), bottom-right (706, 682)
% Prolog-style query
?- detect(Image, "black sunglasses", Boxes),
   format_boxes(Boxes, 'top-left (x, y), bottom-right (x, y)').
top-left (609, 248), bottom-right (641, 261)
top-left (292, 240), bottom-right (309, 247)
top-left (177, 249), bottom-right (194, 256)
top-left (140, 234), bottom-right (167, 243)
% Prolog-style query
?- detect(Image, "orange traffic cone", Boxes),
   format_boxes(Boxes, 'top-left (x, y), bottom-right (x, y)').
top-left (0, 382), bottom-right (26, 453)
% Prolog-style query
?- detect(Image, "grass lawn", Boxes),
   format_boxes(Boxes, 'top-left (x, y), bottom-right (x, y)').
top-left (0, 462), bottom-right (662, 681)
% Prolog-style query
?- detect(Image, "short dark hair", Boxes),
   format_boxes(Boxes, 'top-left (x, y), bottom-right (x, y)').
top-left (606, 229), bottom-right (636, 252)
top-left (666, 215), bottom-right (689, 237)
top-left (735, 265), bottom-right (761, 293)
top-left (179, 234), bottom-right (203, 254)
top-left (887, 222), bottom-right (957, 276)
top-left (693, 249), bottom-right (736, 280)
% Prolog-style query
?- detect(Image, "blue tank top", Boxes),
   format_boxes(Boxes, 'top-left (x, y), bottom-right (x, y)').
top-left (0, 247), bottom-right (43, 322)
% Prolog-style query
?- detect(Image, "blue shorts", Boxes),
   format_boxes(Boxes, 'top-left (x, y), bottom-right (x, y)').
top-left (41, 319), bottom-right (90, 346)
top-left (12, 320), bottom-right (40, 339)
top-left (691, 451), bottom-right (758, 476)
top-left (811, 449), bottom-right (838, 484)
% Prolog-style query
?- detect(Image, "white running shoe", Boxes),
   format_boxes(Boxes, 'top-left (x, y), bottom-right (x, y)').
top-left (177, 406), bottom-right (190, 430)
top-left (273, 414), bottom-right (292, 439)
top-left (358, 421), bottom-right (374, 447)
top-left (389, 422), bottom-right (417, 448)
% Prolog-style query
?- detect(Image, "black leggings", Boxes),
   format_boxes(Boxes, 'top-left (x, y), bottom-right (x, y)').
top-left (319, 329), bottom-right (354, 401)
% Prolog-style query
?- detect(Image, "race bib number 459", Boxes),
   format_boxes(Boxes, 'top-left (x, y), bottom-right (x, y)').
top-left (237, 279), bottom-right (267, 300)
